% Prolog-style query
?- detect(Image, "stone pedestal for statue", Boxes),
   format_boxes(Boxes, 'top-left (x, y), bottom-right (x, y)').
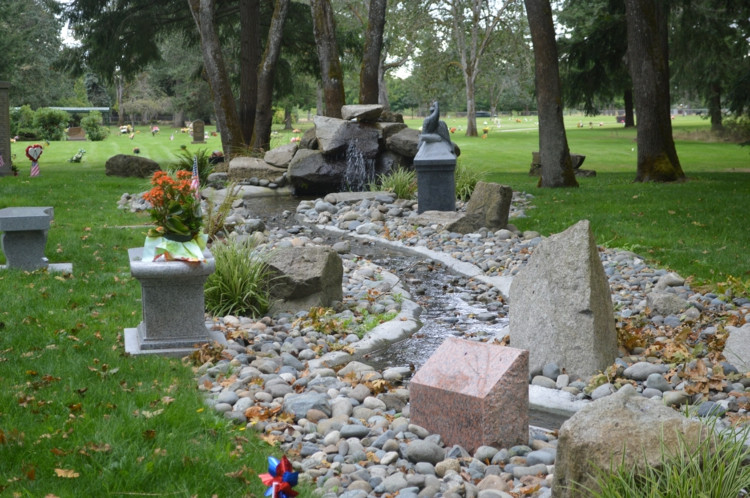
top-left (414, 136), bottom-right (456, 214)
top-left (125, 247), bottom-right (226, 356)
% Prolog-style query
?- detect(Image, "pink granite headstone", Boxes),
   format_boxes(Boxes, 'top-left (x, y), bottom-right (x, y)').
top-left (409, 338), bottom-right (528, 453)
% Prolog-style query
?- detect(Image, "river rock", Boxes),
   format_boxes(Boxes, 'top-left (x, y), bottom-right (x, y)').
top-left (724, 323), bottom-right (750, 372)
top-left (341, 104), bottom-right (383, 122)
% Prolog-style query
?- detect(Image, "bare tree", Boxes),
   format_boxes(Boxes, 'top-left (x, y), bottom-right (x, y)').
top-left (435, 0), bottom-right (515, 137)
top-left (310, 0), bottom-right (346, 118)
top-left (524, 0), bottom-right (578, 187)
top-left (624, 0), bottom-right (684, 182)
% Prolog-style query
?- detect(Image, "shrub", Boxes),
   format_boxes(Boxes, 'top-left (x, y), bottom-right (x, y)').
top-left (172, 148), bottom-right (214, 184)
top-left (81, 111), bottom-right (110, 141)
top-left (455, 160), bottom-right (484, 201)
top-left (10, 105), bottom-right (35, 137)
top-left (369, 167), bottom-right (417, 200)
top-left (204, 237), bottom-right (273, 318)
top-left (33, 108), bottom-right (70, 141)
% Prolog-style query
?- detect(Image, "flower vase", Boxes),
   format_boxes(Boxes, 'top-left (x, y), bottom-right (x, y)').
top-left (124, 247), bottom-right (226, 356)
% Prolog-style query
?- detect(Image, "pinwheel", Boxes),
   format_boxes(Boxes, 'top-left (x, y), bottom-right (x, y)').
top-left (259, 456), bottom-right (298, 498)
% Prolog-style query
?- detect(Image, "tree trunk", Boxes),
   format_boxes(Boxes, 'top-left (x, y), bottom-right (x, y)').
top-left (252, 0), bottom-right (290, 151)
top-left (525, 0), bottom-right (578, 188)
top-left (624, 0), bottom-right (684, 182)
top-left (239, 0), bottom-right (260, 145)
top-left (316, 82), bottom-right (323, 115)
top-left (708, 82), bottom-right (723, 132)
top-left (377, 56), bottom-right (390, 110)
top-left (310, 0), bottom-right (345, 118)
top-left (116, 73), bottom-right (124, 127)
top-left (172, 109), bottom-right (184, 129)
top-left (360, 0), bottom-right (387, 104)
top-left (623, 88), bottom-right (635, 127)
top-left (465, 71), bottom-right (478, 137)
top-left (284, 107), bottom-right (293, 130)
top-left (188, 0), bottom-right (244, 156)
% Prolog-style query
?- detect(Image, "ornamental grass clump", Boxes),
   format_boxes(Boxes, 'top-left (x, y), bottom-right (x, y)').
top-left (455, 160), bottom-right (484, 201)
top-left (142, 170), bottom-right (202, 239)
top-left (369, 167), bottom-right (417, 199)
top-left (172, 147), bottom-right (214, 184)
top-left (582, 421), bottom-right (750, 498)
top-left (204, 237), bottom-right (272, 318)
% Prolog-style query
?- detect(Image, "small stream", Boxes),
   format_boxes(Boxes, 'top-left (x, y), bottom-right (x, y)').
top-left (245, 194), bottom-right (568, 429)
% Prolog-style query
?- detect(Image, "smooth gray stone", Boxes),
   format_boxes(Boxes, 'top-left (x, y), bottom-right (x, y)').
top-left (645, 373), bottom-right (672, 392)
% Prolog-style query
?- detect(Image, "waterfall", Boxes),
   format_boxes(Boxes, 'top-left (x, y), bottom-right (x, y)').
top-left (342, 141), bottom-right (375, 192)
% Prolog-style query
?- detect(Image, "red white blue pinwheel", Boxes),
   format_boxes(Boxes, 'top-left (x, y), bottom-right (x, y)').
top-left (259, 456), bottom-right (298, 498)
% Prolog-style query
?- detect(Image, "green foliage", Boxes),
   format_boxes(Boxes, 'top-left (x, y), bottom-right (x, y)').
top-left (10, 105), bottom-right (36, 138)
top-left (172, 147), bottom-right (214, 185)
top-left (355, 310), bottom-right (398, 338)
top-left (370, 167), bottom-right (417, 199)
top-left (454, 160), bottom-right (485, 201)
top-left (81, 111), bottom-right (110, 141)
top-left (33, 108), bottom-right (70, 141)
top-left (581, 422), bottom-right (750, 498)
top-left (204, 237), bottom-right (273, 318)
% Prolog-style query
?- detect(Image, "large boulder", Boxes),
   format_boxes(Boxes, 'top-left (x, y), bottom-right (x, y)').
top-left (313, 115), bottom-right (379, 157)
top-left (375, 122), bottom-right (408, 140)
top-left (266, 246), bottom-right (344, 314)
top-left (436, 182), bottom-right (512, 234)
top-left (509, 220), bottom-right (618, 379)
top-left (264, 143), bottom-right (298, 168)
top-left (287, 149), bottom-right (347, 196)
top-left (228, 156), bottom-right (286, 182)
top-left (341, 104), bottom-right (383, 122)
top-left (552, 385), bottom-right (708, 497)
top-left (386, 128), bottom-right (420, 159)
top-left (105, 154), bottom-right (160, 178)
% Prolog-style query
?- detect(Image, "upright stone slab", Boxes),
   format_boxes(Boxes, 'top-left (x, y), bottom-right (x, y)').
top-left (509, 220), bottom-right (617, 379)
top-left (191, 120), bottom-right (205, 144)
top-left (0, 206), bottom-right (53, 270)
top-left (0, 81), bottom-right (10, 176)
top-left (409, 338), bottom-right (528, 453)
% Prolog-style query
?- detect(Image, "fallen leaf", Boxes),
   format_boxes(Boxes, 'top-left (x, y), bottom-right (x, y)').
top-left (54, 469), bottom-right (79, 479)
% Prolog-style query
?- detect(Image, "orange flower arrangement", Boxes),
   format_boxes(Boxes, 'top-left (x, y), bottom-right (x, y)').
top-left (143, 170), bottom-right (202, 240)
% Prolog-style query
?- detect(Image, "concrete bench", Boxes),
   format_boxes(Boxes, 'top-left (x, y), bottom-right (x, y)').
top-left (0, 206), bottom-right (54, 270)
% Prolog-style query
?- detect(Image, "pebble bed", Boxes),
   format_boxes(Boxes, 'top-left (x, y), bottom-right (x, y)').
top-left (125, 188), bottom-right (750, 497)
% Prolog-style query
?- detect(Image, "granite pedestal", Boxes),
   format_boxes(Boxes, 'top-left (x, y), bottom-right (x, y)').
top-left (414, 139), bottom-right (456, 214)
top-left (125, 247), bottom-right (226, 356)
top-left (409, 337), bottom-right (529, 453)
top-left (0, 206), bottom-right (54, 270)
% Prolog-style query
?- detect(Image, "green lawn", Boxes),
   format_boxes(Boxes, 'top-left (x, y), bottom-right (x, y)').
top-left (0, 114), bottom-right (747, 494)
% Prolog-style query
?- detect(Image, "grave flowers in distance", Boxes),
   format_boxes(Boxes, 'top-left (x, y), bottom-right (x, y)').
top-left (141, 169), bottom-right (207, 262)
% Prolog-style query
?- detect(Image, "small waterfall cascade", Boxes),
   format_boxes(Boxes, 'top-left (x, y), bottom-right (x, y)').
top-left (342, 141), bottom-right (375, 192)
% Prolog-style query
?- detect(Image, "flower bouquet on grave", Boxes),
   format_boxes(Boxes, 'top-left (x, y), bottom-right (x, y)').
top-left (142, 169), bottom-right (207, 262)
